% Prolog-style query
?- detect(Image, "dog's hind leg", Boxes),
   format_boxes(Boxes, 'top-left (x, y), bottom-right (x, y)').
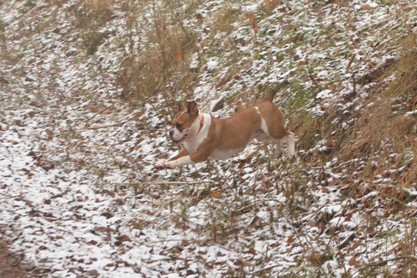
top-left (284, 132), bottom-right (296, 159)
top-left (273, 139), bottom-right (283, 158)
top-left (290, 132), bottom-right (296, 158)
top-left (272, 132), bottom-right (295, 159)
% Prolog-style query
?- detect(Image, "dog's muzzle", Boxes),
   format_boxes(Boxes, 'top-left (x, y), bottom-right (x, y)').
top-left (169, 129), bottom-right (187, 144)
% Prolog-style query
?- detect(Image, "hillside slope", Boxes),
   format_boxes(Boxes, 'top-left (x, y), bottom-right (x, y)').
top-left (1, 0), bottom-right (417, 276)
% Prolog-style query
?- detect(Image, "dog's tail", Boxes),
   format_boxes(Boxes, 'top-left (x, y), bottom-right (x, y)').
top-left (264, 80), bottom-right (289, 102)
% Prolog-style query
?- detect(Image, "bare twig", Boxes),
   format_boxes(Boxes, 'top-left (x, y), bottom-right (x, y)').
top-left (352, 71), bottom-right (357, 96)
top-left (102, 181), bottom-right (213, 186)
top-left (85, 114), bottom-right (137, 130)
top-left (233, 198), bottom-right (285, 214)
top-left (356, 256), bottom-right (417, 277)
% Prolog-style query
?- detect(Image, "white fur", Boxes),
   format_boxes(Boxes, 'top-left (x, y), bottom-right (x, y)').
top-left (171, 128), bottom-right (185, 142)
top-left (255, 106), bottom-right (296, 159)
top-left (255, 107), bottom-right (271, 137)
top-left (164, 155), bottom-right (193, 168)
top-left (286, 132), bottom-right (296, 158)
top-left (183, 113), bottom-right (211, 154)
top-left (164, 113), bottom-right (212, 168)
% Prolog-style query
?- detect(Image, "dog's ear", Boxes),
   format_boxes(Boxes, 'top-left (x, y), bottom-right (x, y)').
top-left (187, 100), bottom-right (199, 115)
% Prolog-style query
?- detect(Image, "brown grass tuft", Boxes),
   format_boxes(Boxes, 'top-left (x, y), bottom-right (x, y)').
top-left (343, 33), bottom-right (417, 185)
top-left (116, 2), bottom-right (199, 105)
top-left (263, 0), bottom-right (281, 11)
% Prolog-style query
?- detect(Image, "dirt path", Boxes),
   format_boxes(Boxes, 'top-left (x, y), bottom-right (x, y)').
top-left (0, 238), bottom-right (40, 278)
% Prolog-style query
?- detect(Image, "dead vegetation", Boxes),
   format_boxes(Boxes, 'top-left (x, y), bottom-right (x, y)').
top-left (284, 31), bottom-right (417, 191)
top-left (116, 0), bottom-right (201, 105)
top-left (0, 239), bottom-right (41, 278)
top-left (339, 33), bottom-right (417, 187)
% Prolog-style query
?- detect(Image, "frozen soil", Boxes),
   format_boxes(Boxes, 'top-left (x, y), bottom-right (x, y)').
top-left (0, 238), bottom-right (40, 278)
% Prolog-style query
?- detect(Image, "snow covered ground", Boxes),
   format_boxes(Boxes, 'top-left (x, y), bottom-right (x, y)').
top-left (1, 0), bottom-right (417, 277)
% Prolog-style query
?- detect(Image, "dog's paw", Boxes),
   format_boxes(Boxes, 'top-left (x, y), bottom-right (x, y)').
top-left (154, 163), bottom-right (166, 170)
top-left (155, 160), bottom-right (176, 169)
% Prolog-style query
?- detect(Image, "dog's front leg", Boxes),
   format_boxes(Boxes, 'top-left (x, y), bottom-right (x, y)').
top-left (164, 155), bottom-right (194, 168)
top-left (155, 148), bottom-right (188, 169)
top-left (166, 148), bottom-right (188, 162)
top-left (164, 147), bottom-right (212, 169)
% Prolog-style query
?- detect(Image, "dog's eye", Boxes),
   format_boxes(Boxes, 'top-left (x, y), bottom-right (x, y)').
top-left (176, 123), bottom-right (183, 130)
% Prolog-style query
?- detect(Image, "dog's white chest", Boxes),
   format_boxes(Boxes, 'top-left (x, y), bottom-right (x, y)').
top-left (184, 113), bottom-right (211, 154)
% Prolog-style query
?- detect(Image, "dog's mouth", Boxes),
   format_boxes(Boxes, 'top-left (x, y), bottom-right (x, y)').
top-left (172, 137), bottom-right (185, 144)
top-left (170, 133), bottom-right (188, 144)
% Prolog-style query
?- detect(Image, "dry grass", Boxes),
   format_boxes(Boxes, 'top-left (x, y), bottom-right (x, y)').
top-left (67, 0), bottom-right (116, 55)
top-left (211, 4), bottom-right (241, 36)
top-left (78, 0), bottom-right (114, 27)
top-left (0, 20), bottom-right (10, 62)
top-left (342, 34), bottom-right (417, 184)
top-left (289, 33), bottom-right (415, 188)
top-left (116, 1), bottom-right (200, 106)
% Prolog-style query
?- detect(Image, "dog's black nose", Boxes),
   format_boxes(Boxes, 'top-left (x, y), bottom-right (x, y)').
top-left (169, 130), bottom-right (174, 138)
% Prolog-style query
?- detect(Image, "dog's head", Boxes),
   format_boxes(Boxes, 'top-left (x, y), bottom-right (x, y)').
top-left (169, 100), bottom-right (199, 144)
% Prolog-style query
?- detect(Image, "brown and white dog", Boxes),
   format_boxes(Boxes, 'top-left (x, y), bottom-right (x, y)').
top-left (157, 95), bottom-right (295, 169)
